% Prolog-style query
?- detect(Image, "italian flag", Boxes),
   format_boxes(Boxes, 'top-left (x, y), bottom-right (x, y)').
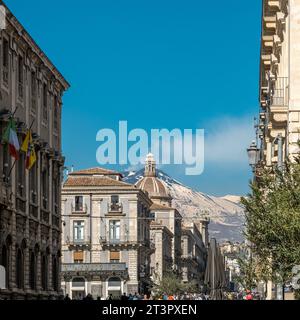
top-left (2, 118), bottom-right (20, 160)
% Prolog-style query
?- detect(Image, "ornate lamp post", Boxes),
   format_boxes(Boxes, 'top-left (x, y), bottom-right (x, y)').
top-left (247, 140), bottom-right (260, 174)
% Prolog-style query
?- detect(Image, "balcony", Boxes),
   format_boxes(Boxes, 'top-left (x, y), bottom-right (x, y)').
top-left (263, 16), bottom-right (276, 32)
top-left (0, 181), bottom-right (11, 209)
top-left (270, 77), bottom-right (288, 107)
top-left (107, 203), bottom-right (123, 215)
top-left (71, 203), bottom-right (88, 214)
top-left (268, 1), bottom-right (280, 12)
top-left (99, 237), bottom-right (150, 249)
top-left (61, 263), bottom-right (128, 280)
top-left (66, 236), bottom-right (91, 250)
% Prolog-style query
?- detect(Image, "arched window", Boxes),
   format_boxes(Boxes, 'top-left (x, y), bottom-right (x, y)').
top-left (108, 277), bottom-right (121, 287)
top-left (16, 248), bottom-right (24, 289)
top-left (1, 245), bottom-right (8, 288)
top-left (52, 256), bottom-right (58, 291)
top-left (29, 251), bottom-right (36, 290)
top-left (72, 277), bottom-right (85, 287)
top-left (41, 255), bottom-right (48, 291)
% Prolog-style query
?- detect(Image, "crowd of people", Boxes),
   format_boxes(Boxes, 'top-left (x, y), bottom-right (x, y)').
top-left (63, 292), bottom-right (223, 301)
top-left (63, 289), bottom-right (263, 301)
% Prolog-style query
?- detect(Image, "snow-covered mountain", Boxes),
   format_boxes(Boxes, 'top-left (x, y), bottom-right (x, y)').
top-left (122, 169), bottom-right (245, 243)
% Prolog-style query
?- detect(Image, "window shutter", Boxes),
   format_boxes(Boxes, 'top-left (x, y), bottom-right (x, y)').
top-left (74, 251), bottom-right (84, 261)
top-left (110, 251), bottom-right (120, 261)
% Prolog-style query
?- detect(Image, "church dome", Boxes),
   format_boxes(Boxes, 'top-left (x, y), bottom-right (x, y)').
top-left (135, 154), bottom-right (172, 205)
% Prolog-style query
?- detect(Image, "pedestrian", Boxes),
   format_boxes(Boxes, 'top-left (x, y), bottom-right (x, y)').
top-left (64, 294), bottom-right (71, 301)
top-left (133, 292), bottom-right (139, 300)
top-left (121, 292), bottom-right (128, 301)
top-left (245, 290), bottom-right (253, 300)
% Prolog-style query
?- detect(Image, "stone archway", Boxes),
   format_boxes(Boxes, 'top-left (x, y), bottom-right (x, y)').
top-left (107, 276), bottom-right (122, 299)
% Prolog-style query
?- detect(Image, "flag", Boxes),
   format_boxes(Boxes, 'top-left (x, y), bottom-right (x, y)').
top-left (21, 130), bottom-right (36, 170)
top-left (2, 118), bottom-right (20, 159)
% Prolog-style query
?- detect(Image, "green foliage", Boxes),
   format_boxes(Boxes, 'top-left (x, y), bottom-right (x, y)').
top-left (294, 289), bottom-right (300, 300)
top-left (241, 157), bottom-right (300, 284)
top-left (151, 271), bottom-right (197, 297)
top-left (235, 256), bottom-right (257, 290)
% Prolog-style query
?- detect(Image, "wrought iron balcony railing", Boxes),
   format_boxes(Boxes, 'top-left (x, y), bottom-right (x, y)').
top-left (71, 203), bottom-right (88, 214)
top-left (269, 77), bottom-right (288, 107)
top-left (61, 262), bottom-right (127, 272)
top-left (108, 202), bottom-right (123, 213)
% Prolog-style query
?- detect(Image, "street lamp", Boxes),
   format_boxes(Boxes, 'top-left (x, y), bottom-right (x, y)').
top-left (247, 140), bottom-right (259, 173)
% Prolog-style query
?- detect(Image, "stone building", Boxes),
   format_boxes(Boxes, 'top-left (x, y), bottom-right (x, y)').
top-left (181, 222), bottom-right (207, 288)
top-left (0, 2), bottom-right (69, 299)
top-left (258, 0), bottom-right (299, 168)
top-left (136, 154), bottom-right (208, 286)
top-left (149, 220), bottom-right (173, 283)
top-left (257, 0), bottom-right (300, 300)
top-left (136, 154), bottom-right (182, 277)
top-left (61, 168), bottom-right (152, 299)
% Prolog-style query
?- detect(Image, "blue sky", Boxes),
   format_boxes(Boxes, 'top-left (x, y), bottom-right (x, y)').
top-left (8, 0), bottom-right (261, 196)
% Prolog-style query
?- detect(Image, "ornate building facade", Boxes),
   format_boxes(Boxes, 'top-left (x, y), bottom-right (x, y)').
top-left (181, 221), bottom-right (207, 288)
top-left (255, 0), bottom-right (300, 300)
top-left (136, 154), bottom-right (182, 277)
top-left (136, 154), bottom-right (208, 286)
top-left (0, 2), bottom-right (69, 299)
top-left (258, 0), bottom-right (300, 168)
top-left (61, 168), bottom-right (152, 299)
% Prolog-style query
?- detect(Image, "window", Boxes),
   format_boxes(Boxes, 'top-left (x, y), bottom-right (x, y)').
top-left (41, 255), bottom-right (48, 291)
top-left (54, 96), bottom-right (58, 131)
top-left (42, 167), bottom-right (48, 209)
top-left (110, 251), bottom-right (120, 263)
top-left (2, 38), bottom-right (9, 84)
top-left (29, 163), bottom-right (37, 204)
top-left (52, 166), bottom-right (60, 216)
top-left (29, 251), bottom-right (36, 290)
top-left (1, 245), bottom-right (8, 288)
top-left (73, 251), bottom-right (84, 263)
top-left (52, 256), bottom-right (58, 291)
top-left (109, 221), bottom-right (120, 242)
top-left (74, 221), bottom-right (85, 242)
top-left (43, 83), bottom-right (48, 121)
top-left (75, 196), bottom-right (83, 211)
top-left (2, 38), bottom-right (8, 67)
top-left (17, 153), bottom-right (25, 197)
top-left (111, 195), bottom-right (119, 204)
top-left (2, 145), bottom-right (10, 182)
top-left (31, 72), bottom-right (37, 111)
top-left (18, 55), bottom-right (23, 98)
top-left (16, 248), bottom-right (24, 289)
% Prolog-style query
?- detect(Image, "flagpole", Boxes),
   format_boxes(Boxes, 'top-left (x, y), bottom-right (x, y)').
top-left (11, 106), bottom-right (19, 118)
top-left (6, 158), bottom-right (17, 183)
top-left (29, 119), bottom-right (35, 130)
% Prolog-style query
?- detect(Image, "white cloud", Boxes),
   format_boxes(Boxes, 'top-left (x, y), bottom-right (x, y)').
top-left (204, 115), bottom-right (255, 164)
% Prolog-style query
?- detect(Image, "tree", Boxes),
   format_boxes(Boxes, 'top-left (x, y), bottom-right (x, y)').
top-left (241, 157), bottom-right (300, 297)
top-left (235, 255), bottom-right (258, 291)
top-left (151, 271), bottom-right (197, 297)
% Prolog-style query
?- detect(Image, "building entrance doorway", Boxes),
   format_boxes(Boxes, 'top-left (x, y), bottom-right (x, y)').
top-left (107, 277), bottom-right (122, 299)
top-left (71, 277), bottom-right (86, 300)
